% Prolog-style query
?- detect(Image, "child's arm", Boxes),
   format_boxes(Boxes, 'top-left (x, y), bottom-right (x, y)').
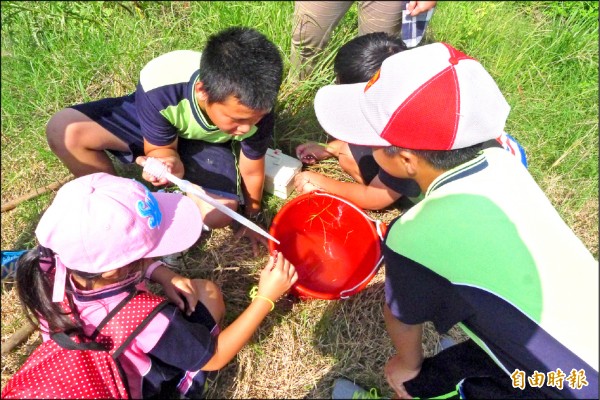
top-left (293, 171), bottom-right (402, 210)
top-left (238, 152), bottom-right (265, 215)
top-left (145, 262), bottom-right (199, 316)
top-left (383, 304), bottom-right (424, 398)
top-left (236, 152), bottom-right (268, 255)
top-left (201, 253), bottom-right (298, 371)
top-left (134, 77), bottom-right (184, 186)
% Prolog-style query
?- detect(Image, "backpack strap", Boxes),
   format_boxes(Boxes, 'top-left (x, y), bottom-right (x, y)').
top-left (50, 289), bottom-right (168, 356)
top-left (49, 290), bottom-right (138, 351)
top-left (90, 290), bottom-right (139, 339)
top-left (51, 332), bottom-right (108, 351)
top-left (94, 290), bottom-right (169, 358)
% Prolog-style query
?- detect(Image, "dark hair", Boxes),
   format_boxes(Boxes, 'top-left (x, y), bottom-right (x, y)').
top-left (334, 32), bottom-right (407, 84)
top-left (383, 143), bottom-right (484, 170)
top-left (15, 247), bottom-right (142, 336)
top-left (200, 27), bottom-right (283, 111)
top-left (16, 248), bottom-right (82, 334)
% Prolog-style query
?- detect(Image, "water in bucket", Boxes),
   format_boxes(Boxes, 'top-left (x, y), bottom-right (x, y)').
top-left (269, 192), bottom-right (383, 299)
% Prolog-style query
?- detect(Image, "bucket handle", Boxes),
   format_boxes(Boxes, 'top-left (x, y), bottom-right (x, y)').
top-left (310, 191), bottom-right (387, 241)
top-left (375, 219), bottom-right (387, 241)
top-left (339, 255), bottom-right (384, 300)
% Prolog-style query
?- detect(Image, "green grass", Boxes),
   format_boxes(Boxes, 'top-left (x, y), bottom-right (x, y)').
top-left (431, 2), bottom-right (598, 205)
top-left (1, 1), bottom-right (598, 398)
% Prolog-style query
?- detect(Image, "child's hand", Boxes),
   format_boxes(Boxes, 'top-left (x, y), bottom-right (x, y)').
top-left (164, 274), bottom-right (200, 316)
top-left (296, 142), bottom-right (334, 165)
top-left (234, 226), bottom-right (268, 258)
top-left (293, 171), bottom-right (323, 194)
top-left (384, 354), bottom-right (421, 399)
top-left (148, 264), bottom-right (198, 316)
top-left (136, 155), bottom-right (185, 186)
top-left (256, 252), bottom-right (298, 302)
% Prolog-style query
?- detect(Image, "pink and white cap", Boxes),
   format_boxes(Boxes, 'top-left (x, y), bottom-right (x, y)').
top-left (314, 42), bottom-right (510, 150)
top-left (35, 173), bottom-right (203, 302)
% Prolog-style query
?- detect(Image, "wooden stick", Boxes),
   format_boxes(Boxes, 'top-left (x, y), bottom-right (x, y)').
top-left (1, 176), bottom-right (73, 213)
top-left (1, 320), bottom-right (37, 355)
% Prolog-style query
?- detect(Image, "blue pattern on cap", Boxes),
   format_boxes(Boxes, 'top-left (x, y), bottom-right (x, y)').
top-left (137, 189), bottom-right (162, 229)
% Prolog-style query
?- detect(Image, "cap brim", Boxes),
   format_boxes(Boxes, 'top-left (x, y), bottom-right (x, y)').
top-left (145, 192), bottom-right (203, 258)
top-left (314, 83), bottom-right (391, 147)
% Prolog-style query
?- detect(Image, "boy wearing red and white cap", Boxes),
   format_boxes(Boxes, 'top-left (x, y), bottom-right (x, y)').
top-left (317, 43), bottom-right (598, 398)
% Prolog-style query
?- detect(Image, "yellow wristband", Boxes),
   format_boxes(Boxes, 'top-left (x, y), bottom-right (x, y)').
top-left (249, 285), bottom-right (275, 311)
top-left (252, 295), bottom-right (275, 311)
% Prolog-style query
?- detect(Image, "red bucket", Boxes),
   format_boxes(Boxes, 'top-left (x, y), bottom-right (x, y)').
top-left (269, 191), bottom-right (385, 300)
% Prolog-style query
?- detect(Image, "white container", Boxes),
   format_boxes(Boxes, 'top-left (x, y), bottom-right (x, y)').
top-left (264, 148), bottom-right (302, 199)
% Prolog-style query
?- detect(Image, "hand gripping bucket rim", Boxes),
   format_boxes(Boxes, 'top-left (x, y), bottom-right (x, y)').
top-left (269, 191), bottom-right (386, 300)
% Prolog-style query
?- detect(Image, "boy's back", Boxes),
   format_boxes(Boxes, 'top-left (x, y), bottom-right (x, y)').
top-left (384, 147), bottom-right (598, 398)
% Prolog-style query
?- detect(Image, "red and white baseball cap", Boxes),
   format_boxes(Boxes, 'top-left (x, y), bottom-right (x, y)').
top-left (35, 173), bottom-right (203, 302)
top-left (315, 42), bottom-right (510, 150)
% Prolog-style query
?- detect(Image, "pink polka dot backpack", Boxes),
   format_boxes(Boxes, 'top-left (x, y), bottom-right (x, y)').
top-left (2, 290), bottom-right (167, 399)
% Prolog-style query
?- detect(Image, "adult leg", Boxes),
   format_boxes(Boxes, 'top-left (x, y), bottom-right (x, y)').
top-left (46, 108), bottom-right (130, 176)
top-left (358, 1), bottom-right (434, 47)
top-left (357, 1), bottom-right (405, 36)
top-left (290, 1), bottom-right (353, 80)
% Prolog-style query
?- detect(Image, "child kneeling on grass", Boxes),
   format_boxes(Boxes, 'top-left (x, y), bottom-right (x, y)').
top-left (46, 27), bottom-right (284, 254)
top-left (295, 32), bottom-right (527, 211)
top-left (317, 42), bottom-right (597, 399)
top-left (10, 173), bottom-right (297, 398)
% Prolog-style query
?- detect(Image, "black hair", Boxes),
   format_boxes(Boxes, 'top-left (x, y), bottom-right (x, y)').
top-left (16, 248), bottom-right (82, 334)
top-left (334, 32), bottom-right (407, 84)
top-left (15, 247), bottom-right (143, 336)
top-left (383, 143), bottom-right (484, 171)
top-left (200, 27), bottom-right (283, 111)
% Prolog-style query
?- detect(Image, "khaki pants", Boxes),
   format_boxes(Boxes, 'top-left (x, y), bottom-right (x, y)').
top-left (290, 1), bottom-right (408, 79)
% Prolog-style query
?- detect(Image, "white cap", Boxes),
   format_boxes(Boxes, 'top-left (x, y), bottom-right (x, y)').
top-left (314, 42), bottom-right (510, 150)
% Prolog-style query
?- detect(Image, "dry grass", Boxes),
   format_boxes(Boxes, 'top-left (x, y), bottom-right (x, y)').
top-left (1, 153), bottom-right (450, 399)
top-left (0, 284), bottom-right (42, 390)
top-left (0, 235), bottom-right (440, 399)
top-left (539, 173), bottom-right (599, 257)
top-left (0, 164), bottom-right (456, 398)
top-left (0, 135), bottom-right (595, 399)
top-left (1, 150), bottom-right (594, 398)
top-left (1, 36), bottom-right (597, 400)
top-left (1, 2), bottom-right (597, 397)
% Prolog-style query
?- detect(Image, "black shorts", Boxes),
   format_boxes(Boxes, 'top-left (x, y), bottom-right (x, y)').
top-left (186, 299), bottom-right (219, 336)
top-left (71, 95), bottom-right (240, 201)
top-left (404, 340), bottom-right (552, 399)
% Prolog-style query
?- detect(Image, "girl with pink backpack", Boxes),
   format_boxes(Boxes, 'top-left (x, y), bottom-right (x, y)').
top-left (3, 172), bottom-right (296, 398)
